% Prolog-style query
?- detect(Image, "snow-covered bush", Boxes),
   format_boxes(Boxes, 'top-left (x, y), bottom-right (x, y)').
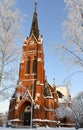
top-left (55, 103), bottom-right (73, 121)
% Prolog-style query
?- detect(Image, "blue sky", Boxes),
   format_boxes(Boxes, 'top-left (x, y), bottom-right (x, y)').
top-left (16, 0), bottom-right (67, 85)
top-left (15, 0), bottom-right (82, 96)
top-left (0, 0), bottom-right (83, 113)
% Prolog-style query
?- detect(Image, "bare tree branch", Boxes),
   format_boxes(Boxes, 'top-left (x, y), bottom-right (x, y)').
top-left (0, 0), bottom-right (23, 101)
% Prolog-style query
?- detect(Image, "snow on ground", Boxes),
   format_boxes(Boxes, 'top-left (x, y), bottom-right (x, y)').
top-left (0, 127), bottom-right (83, 130)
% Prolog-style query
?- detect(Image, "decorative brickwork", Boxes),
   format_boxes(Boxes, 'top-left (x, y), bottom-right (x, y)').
top-left (8, 5), bottom-right (58, 127)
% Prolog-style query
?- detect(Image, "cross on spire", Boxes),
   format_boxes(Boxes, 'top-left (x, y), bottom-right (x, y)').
top-left (35, 0), bottom-right (38, 11)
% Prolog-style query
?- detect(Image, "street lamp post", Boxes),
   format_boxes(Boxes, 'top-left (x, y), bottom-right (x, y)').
top-left (30, 78), bottom-right (35, 128)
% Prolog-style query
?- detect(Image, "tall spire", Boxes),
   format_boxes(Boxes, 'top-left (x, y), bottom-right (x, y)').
top-left (29, 0), bottom-right (39, 40)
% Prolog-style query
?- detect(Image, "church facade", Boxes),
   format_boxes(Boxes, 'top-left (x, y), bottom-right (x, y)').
top-left (8, 4), bottom-right (58, 127)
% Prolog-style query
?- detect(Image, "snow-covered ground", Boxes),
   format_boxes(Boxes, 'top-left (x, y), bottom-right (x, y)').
top-left (0, 127), bottom-right (83, 130)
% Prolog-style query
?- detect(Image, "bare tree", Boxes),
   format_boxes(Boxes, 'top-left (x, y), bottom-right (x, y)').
top-left (72, 91), bottom-right (83, 128)
top-left (52, 0), bottom-right (83, 70)
top-left (0, 0), bottom-right (23, 101)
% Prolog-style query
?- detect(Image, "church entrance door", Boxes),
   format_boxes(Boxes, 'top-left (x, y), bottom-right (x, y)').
top-left (23, 105), bottom-right (31, 126)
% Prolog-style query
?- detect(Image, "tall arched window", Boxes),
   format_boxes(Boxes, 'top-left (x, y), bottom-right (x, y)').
top-left (33, 58), bottom-right (37, 73)
top-left (26, 58), bottom-right (30, 74)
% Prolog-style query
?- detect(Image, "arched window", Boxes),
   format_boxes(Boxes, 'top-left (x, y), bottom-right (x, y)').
top-left (26, 58), bottom-right (30, 74)
top-left (33, 58), bottom-right (37, 73)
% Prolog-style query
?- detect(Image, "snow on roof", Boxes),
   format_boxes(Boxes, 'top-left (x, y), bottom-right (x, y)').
top-left (56, 85), bottom-right (71, 103)
top-left (56, 86), bottom-right (70, 97)
top-left (32, 118), bottom-right (57, 123)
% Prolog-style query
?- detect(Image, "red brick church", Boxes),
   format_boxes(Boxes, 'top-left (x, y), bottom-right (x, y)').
top-left (8, 2), bottom-right (59, 127)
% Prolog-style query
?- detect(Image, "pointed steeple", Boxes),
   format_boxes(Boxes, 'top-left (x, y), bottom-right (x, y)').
top-left (29, 1), bottom-right (39, 40)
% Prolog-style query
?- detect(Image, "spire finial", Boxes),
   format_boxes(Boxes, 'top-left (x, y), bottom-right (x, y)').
top-left (53, 78), bottom-right (55, 85)
top-left (35, 0), bottom-right (38, 11)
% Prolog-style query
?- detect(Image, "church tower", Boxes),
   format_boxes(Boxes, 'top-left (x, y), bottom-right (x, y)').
top-left (8, 2), bottom-right (58, 127)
